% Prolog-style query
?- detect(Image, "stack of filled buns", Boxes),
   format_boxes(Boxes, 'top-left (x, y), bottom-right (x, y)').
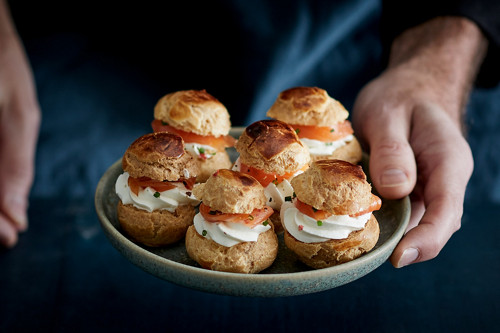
top-left (114, 87), bottom-right (381, 273)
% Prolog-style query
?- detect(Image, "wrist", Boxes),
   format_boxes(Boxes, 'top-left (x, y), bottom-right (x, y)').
top-left (387, 16), bottom-right (487, 122)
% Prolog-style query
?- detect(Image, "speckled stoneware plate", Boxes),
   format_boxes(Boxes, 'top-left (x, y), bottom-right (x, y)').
top-left (95, 127), bottom-right (410, 297)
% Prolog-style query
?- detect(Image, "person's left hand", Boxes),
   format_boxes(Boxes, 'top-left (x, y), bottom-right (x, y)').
top-left (352, 65), bottom-right (474, 267)
top-left (0, 22), bottom-right (41, 248)
top-left (351, 16), bottom-right (486, 267)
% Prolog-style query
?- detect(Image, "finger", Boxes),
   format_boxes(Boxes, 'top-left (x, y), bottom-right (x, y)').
top-left (0, 213), bottom-right (18, 248)
top-left (407, 190), bottom-right (425, 232)
top-left (391, 193), bottom-right (461, 267)
top-left (0, 101), bottom-right (39, 230)
top-left (363, 108), bottom-right (417, 200)
top-left (0, 146), bottom-right (33, 231)
top-left (390, 150), bottom-right (472, 267)
top-left (0, 194), bottom-right (29, 231)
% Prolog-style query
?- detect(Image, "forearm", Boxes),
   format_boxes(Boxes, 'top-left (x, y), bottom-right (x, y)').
top-left (0, 0), bottom-right (37, 103)
top-left (387, 16), bottom-right (487, 124)
top-left (0, 0), bottom-right (16, 39)
top-left (0, 0), bottom-right (23, 80)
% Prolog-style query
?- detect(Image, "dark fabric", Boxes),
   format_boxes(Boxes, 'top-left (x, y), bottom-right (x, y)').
top-left (1, 1), bottom-right (500, 332)
top-left (381, 0), bottom-right (500, 87)
top-left (8, 0), bottom-right (384, 126)
top-left (9, 0), bottom-right (384, 199)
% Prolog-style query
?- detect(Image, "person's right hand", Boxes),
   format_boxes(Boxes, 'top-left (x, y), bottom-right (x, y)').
top-left (0, 0), bottom-right (41, 247)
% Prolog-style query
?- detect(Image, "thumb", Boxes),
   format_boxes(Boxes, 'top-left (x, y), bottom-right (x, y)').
top-left (0, 186), bottom-right (30, 231)
top-left (362, 110), bottom-right (417, 200)
top-left (0, 214), bottom-right (18, 247)
top-left (0, 156), bottom-right (32, 231)
top-left (0, 105), bottom-right (39, 232)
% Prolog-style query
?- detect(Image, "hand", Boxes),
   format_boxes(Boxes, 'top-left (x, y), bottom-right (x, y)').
top-left (353, 68), bottom-right (474, 267)
top-left (0, 0), bottom-right (41, 247)
top-left (352, 17), bottom-right (486, 267)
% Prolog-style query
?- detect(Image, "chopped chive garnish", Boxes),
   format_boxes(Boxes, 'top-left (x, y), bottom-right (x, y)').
top-left (325, 142), bottom-right (333, 146)
top-left (153, 191), bottom-right (161, 198)
top-left (161, 121), bottom-right (168, 126)
top-left (317, 220), bottom-right (323, 226)
top-left (285, 196), bottom-right (292, 202)
top-left (263, 220), bottom-right (269, 226)
top-left (198, 147), bottom-right (205, 154)
top-left (211, 152), bottom-right (216, 155)
top-left (202, 230), bottom-right (207, 237)
top-left (295, 128), bottom-right (300, 135)
top-left (330, 128), bottom-right (335, 133)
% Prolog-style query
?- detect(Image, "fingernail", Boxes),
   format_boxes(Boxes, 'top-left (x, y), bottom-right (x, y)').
top-left (380, 169), bottom-right (408, 187)
top-left (13, 214), bottom-right (28, 232)
top-left (0, 231), bottom-right (18, 248)
top-left (397, 248), bottom-right (420, 268)
top-left (7, 197), bottom-right (29, 231)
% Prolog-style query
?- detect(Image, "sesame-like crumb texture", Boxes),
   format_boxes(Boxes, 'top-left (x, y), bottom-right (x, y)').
top-left (122, 132), bottom-right (200, 181)
top-left (235, 119), bottom-right (310, 174)
top-left (284, 214), bottom-right (379, 269)
top-left (291, 159), bottom-right (373, 215)
top-left (193, 169), bottom-right (267, 214)
top-left (267, 86), bottom-right (349, 126)
top-left (193, 150), bottom-right (233, 183)
top-left (154, 89), bottom-right (231, 137)
top-left (117, 201), bottom-right (196, 247)
top-left (185, 225), bottom-right (278, 273)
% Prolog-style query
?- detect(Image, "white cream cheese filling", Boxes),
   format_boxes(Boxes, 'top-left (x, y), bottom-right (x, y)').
top-left (115, 172), bottom-right (199, 213)
top-left (193, 213), bottom-right (271, 247)
top-left (184, 143), bottom-right (217, 160)
top-left (280, 201), bottom-right (371, 243)
top-left (301, 134), bottom-right (354, 156)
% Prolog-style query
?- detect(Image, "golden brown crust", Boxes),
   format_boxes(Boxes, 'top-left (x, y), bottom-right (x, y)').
top-left (122, 132), bottom-right (200, 181)
top-left (269, 211), bottom-right (283, 234)
top-left (284, 214), bottom-right (379, 269)
top-left (309, 137), bottom-right (363, 165)
top-left (117, 201), bottom-right (196, 247)
top-left (266, 87), bottom-right (349, 126)
top-left (185, 225), bottom-right (278, 273)
top-left (192, 169), bottom-right (267, 214)
top-left (154, 89), bottom-right (231, 137)
top-left (235, 119), bottom-right (310, 175)
top-left (191, 150), bottom-right (233, 183)
top-left (291, 159), bottom-right (373, 215)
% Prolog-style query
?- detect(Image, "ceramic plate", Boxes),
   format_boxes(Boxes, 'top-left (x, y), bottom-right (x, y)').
top-left (95, 127), bottom-right (410, 297)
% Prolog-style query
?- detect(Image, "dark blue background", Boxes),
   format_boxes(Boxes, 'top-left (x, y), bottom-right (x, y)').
top-left (1, 1), bottom-right (499, 331)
